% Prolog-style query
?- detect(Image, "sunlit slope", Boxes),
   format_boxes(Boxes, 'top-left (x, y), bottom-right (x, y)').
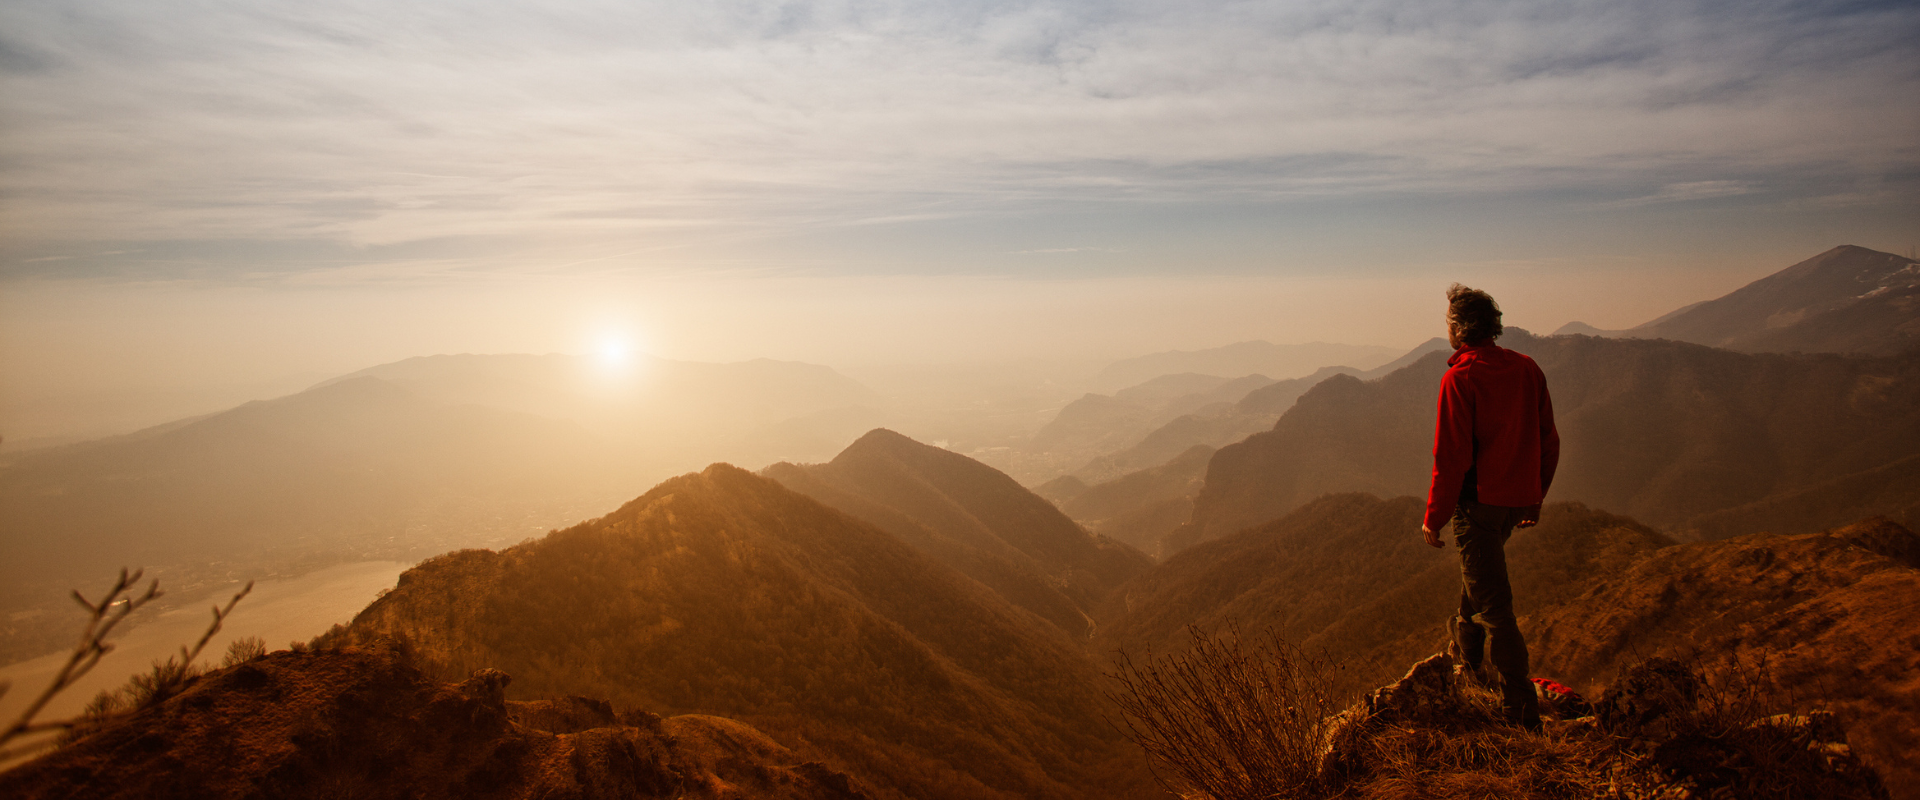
top-left (1527, 517), bottom-right (1920, 796)
top-left (0, 644), bottom-right (871, 800)
top-left (1096, 495), bottom-right (1920, 795)
top-left (1182, 331), bottom-right (1920, 548)
top-left (340, 464), bottom-right (1157, 800)
top-left (763, 429), bottom-right (1151, 638)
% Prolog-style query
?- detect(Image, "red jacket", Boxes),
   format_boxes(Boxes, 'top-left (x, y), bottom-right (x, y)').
top-left (1423, 343), bottom-right (1560, 533)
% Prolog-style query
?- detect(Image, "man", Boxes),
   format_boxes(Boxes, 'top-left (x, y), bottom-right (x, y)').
top-left (1421, 284), bottom-right (1559, 730)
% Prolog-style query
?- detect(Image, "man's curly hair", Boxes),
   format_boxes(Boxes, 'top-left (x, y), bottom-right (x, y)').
top-left (1446, 284), bottom-right (1503, 344)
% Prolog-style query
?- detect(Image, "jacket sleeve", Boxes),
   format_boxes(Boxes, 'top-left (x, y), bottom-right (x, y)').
top-left (1537, 366), bottom-right (1560, 497)
top-left (1423, 367), bottom-right (1474, 532)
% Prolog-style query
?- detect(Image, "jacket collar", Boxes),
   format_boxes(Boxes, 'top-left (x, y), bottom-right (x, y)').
top-left (1447, 341), bottom-right (1497, 367)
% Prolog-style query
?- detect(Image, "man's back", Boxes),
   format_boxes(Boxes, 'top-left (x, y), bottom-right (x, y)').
top-left (1422, 343), bottom-right (1560, 535)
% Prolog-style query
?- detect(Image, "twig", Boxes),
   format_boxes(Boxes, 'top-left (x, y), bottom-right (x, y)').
top-left (0, 571), bottom-right (253, 763)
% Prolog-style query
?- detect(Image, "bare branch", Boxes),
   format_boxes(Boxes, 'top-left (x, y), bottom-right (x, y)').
top-left (0, 570), bottom-right (251, 762)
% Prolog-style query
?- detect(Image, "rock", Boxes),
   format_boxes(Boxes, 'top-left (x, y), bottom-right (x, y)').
top-left (1595, 657), bottom-right (1701, 742)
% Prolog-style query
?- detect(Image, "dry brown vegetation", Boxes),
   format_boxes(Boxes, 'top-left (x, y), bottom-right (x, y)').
top-left (1108, 628), bottom-right (1889, 800)
top-left (2, 640), bottom-right (874, 800)
top-left (1106, 625), bottom-right (1346, 800)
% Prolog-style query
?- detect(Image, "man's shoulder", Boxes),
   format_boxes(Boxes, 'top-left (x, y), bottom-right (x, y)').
top-left (1449, 344), bottom-right (1544, 379)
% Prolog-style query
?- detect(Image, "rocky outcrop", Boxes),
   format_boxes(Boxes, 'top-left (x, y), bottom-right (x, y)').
top-left (0, 643), bottom-right (871, 800)
top-left (1318, 654), bottom-right (1889, 800)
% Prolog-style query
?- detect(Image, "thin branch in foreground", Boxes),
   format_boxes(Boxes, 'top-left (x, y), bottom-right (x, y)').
top-left (0, 572), bottom-right (253, 763)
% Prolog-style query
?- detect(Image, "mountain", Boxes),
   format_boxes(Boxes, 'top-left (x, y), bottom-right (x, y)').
top-left (1558, 246), bottom-right (1920, 356)
top-left (762, 429), bottom-right (1151, 638)
top-left (1071, 339), bottom-right (1452, 486)
top-left (1088, 341), bottom-right (1401, 393)
top-left (1009, 373), bottom-right (1278, 485)
top-left (1092, 494), bottom-right (1920, 796)
top-left (320, 352), bottom-right (884, 461)
top-left (1180, 330), bottom-right (1920, 548)
top-left (0, 377), bottom-right (614, 611)
top-left (335, 464), bottom-right (1157, 800)
top-left (0, 643), bottom-right (871, 800)
top-left (1093, 496), bottom-right (1671, 691)
top-left (1548, 320), bottom-right (1629, 338)
top-left (1069, 366), bottom-right (1356, 485)
top-left (0, 353), bottom-right (885, 662)
top-left (1058, 444), bottom-right (1215, 557)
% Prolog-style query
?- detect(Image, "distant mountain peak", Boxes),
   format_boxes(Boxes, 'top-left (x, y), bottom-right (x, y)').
top-left (1629, 245), bottom-right (1920, 355)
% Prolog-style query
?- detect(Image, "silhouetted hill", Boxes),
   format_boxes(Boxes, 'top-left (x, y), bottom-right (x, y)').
top-left (1616, 245), bottom-right (1920, 355)
top-left (1072, 366), bottom-right (1356, 485)
top-left (0, 643), bottom-right (871, 800)
top-left (1181, 330), bottom-right (1920, 547)
top-left (1071, 339), bottom-right (1450, 485)
top-left (1059, 444), bottom-right (1214, 557)
top-left (1088, 341), bottom-right (1400, 392)
top-left (762, 429), bottom-right (1151, 638)
top-left (336, 464), bottom-right (1157, 800)
top-left (0, 377), bottom-right (612, 607)
top-left (1527, 517), bottom-right (1920, 795)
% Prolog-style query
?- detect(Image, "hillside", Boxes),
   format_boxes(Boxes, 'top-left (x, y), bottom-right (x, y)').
top-left (1071, 339), bottom-right (1450, 487)
top-left (762, 429), bottom-right (1151, 638)
top-left (0, 377), bottom-right (616, 612)
top-left (1058, 444), bottom-right (1214, 557)
top-left (0, 352), bottom-right (887, 662)
top-left (1094, 497), bottom-right (1671, 690)
top-left (1181, 330), bottom-right (1920, 547)
top-left (335, 464), bottom-right (1157, 800)
top-left (1094, 494), bottom-right (1920, 796)
top-left (1559, 245), bottom-right (1920, 356)
top-left (0, 643), bottom-right (871, 800)
top-left (1527, 517), bottom-right (1920, 795)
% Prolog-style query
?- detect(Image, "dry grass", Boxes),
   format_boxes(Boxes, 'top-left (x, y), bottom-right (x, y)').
top-left (1331, 682), bottom-right (1608, 800)
top-left (1109, 627), bottom-right (1885, 800)
top-left (1106, 624), bottom-right (1347, 800)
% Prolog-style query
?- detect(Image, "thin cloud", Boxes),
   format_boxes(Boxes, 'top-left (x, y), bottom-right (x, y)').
top-left (0, 0), bottom-right (1915, 280)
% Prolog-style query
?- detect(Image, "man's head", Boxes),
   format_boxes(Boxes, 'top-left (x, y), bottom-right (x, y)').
top-left (1445, 284), bottom-right (1503, 348)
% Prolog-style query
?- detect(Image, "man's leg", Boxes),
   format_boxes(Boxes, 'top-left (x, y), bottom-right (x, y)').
top-left (1448, 511), bottom-right (1488, 682)
top-left (1453, 500), bottom-right (1541, 729)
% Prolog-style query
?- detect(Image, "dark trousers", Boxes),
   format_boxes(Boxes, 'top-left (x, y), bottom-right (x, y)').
top-left (1450, 499), bottom-right (1541, 727)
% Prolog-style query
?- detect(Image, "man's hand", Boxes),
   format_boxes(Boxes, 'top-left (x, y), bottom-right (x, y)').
top-left (1517, 503), bottom-right (1542, 529)
top-left (1421, 524), bottom-right (1443, 548)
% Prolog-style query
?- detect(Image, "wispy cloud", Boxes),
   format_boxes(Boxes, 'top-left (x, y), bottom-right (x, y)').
top-left (1605, 180), bottom-right (1758, 207)
top-left (1, 0), bottom-right (1915, 279)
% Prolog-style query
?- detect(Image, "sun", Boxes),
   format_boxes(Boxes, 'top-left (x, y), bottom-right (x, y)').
top-left (596, 335), bottom-right (631, 368)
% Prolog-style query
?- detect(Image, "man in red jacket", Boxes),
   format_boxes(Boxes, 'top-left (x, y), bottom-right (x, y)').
top-left (1421, 284), bottom-right (1559, 730)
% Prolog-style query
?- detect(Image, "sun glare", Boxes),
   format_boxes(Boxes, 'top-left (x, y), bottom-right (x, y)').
top-left (597, 336), bottom-right (631, 368)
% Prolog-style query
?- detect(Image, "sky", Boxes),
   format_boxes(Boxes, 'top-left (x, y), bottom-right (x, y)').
top-left (3, 0), bottom-right (1918, 439)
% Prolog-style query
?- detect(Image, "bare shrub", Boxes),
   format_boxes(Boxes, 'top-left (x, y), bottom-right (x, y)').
top-left (1105, 624), bottom-right (1345, 800)
top-left (221, 636), bottom-right (267, 668)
